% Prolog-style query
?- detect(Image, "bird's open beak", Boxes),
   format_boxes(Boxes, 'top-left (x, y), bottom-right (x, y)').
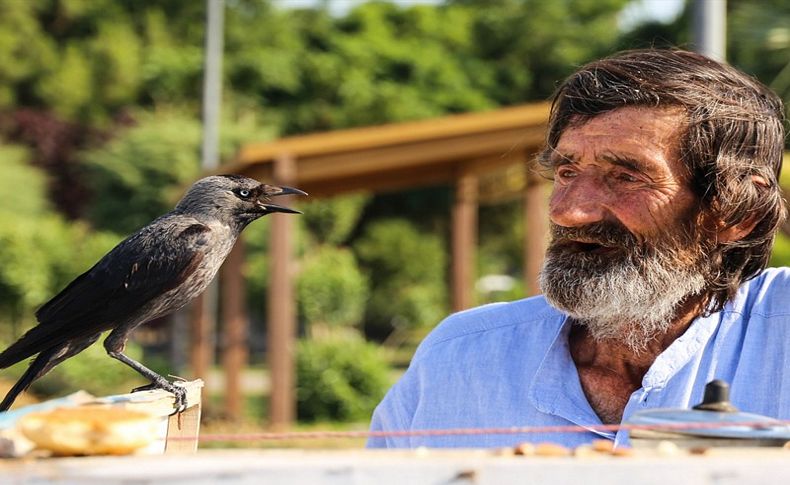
top-left (256, 185), bottom-right (308, 214)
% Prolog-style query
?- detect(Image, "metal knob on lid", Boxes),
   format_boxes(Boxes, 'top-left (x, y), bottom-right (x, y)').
top-left (692, 379), bottom-right (739, 412)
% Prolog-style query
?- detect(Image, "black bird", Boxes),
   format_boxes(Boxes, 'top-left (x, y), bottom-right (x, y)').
top-left (0, 175), bottom-right (306, 412)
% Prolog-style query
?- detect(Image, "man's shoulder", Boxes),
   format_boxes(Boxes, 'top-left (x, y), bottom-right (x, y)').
top-left (734, 267), bottom-right (790, 316)
top-left (730, 267), bottom-right (790, 317)
top-left (413, 295), bottom-right (564, 358)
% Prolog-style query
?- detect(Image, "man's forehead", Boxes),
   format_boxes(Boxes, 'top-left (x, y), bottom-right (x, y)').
top-left (554, 106), bottom-right (688, 173)
top-left (563, 105), bottom-right (686, 135)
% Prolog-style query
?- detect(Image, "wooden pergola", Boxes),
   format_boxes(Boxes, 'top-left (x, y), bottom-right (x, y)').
top-left (204, 102), bottom-right (552, 428)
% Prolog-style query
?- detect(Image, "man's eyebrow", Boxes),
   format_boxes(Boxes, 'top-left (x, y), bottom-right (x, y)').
top-left (600, 153), bottom-right (652, 173)
top-left (548, 151), bottom-right (576, 166)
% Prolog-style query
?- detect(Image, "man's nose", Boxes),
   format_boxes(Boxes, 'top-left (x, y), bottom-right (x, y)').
top-left (549, 175), bottom-right (610, 227)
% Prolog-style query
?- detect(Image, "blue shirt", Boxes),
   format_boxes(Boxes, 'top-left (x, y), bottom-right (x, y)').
top-left (367, 267), bottom-right (790, 448)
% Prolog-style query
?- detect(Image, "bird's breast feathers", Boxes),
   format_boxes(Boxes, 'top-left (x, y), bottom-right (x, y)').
top-left (140, 220), bottom-right (237, 318)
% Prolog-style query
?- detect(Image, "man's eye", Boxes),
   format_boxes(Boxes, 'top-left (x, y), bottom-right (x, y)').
top-left (556, 168), bottom-right (576, 180)
top-left (617, 173), bottom-right (639, 183)
top-left (239, 189), bottom-right (250, 198)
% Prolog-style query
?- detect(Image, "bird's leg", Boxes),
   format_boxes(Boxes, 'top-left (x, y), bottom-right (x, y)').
top-left (107, 350), bottom-right (188, 411)
top-left (104, 332), bottom-right (187, 412)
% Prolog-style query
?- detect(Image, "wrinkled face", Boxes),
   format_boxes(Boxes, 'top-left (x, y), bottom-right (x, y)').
top-left (539, 107), bottom-right (711, 351)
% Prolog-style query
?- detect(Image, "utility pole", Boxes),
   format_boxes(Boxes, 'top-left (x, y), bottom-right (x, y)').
top-left (202, 0), bottom-right (224, 171)
top-left (692, 0), bottom-right (727, 62)
top-left (191, 0), bottom-right (225, 392)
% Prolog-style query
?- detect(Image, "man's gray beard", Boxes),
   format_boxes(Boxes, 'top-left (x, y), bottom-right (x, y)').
top-left (539, 243), bottom-right (707, 353)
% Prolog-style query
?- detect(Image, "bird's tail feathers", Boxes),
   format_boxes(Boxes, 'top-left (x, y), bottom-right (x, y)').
top-left (0, 322), bottom-right (73, 369)
top-left (0, 327), bottom-right (46, 369)
top-left (0, 347), bottom-right (59, 412)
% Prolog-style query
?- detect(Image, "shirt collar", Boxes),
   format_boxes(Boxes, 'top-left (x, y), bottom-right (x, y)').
top-left (641, 309), bottom-right (722, 389)
top-left (528, 314), bottom-right (607, 433)
top-left (527, 307), bottom-right (724, 433)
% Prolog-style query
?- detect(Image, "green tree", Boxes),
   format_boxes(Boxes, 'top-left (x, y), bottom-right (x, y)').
top-left (297, 246), bottom-right (369, 337)
top-left (616, 0), bottom-right (790, 142)
top-left (81, 111), bottom-right (203, 234)
top-left (0, 142), bottom-right (119, 339)
top-left (0, 144), bottom-right (49, 217)
top-left (729, 0), bottom-right (790, 106)
top-left (296, 336), bottom-right (391, 422)
top-left (354, 218), bottom-right (448, 340)
top-left (36, 42), bottom-right (94, 120)
top-left (92, 20), bottom-right (143, 109)
top-left (0, 1), bottom-right (57, 108)
top-left (300, 194), bottom-right (370, 246)
top-left (81, 108), bottom-right (273, 234)
top-left (453, 0), bottom-right (631, 100)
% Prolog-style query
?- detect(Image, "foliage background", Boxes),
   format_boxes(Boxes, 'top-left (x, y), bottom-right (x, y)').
top-left (0, 0), bottom-right (788, 421)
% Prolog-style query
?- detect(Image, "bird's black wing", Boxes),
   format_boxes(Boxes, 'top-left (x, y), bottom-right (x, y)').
top-left (36, 220), bottom-right (209, 325)
top-left (0, 218), bottom-right (210, 368)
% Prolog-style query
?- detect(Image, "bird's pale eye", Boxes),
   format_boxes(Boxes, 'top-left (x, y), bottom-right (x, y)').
top-left (239, 189), bottom-right (250, 198)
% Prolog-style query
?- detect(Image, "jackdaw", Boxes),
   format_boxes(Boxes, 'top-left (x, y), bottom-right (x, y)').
top-left (0, 174), bottom-right (306, 411)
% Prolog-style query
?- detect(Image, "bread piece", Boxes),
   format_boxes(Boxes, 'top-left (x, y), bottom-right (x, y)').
top-left (19, 406), bottom-right (159, 456)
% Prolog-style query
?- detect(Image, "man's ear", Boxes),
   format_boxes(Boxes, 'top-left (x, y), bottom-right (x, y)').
top-left (716, 175), bottom-right (768, 243)
top-left (717, 217), bottom-right (760, 243)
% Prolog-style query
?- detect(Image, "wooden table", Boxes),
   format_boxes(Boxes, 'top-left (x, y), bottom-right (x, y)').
top-left (3, 448), bottom-right (790, 484)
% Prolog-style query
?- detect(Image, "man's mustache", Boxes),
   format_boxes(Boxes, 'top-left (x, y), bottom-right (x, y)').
top-left (549, 221), bottom-right (639, 251)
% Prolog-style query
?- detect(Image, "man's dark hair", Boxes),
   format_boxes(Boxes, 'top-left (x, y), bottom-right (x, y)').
top-left (538, 48), bottom-right (787, 313)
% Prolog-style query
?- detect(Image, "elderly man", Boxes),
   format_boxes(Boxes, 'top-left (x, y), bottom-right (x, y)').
top-left (367, 49), bottom-right (788, 448)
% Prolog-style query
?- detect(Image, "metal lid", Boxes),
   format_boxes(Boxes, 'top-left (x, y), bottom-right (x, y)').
top-left (626, 408), bottom-right (790, 440)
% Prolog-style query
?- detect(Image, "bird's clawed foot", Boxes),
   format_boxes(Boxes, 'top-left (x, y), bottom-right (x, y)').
top-left (131, 378), bottom-right (188, 412)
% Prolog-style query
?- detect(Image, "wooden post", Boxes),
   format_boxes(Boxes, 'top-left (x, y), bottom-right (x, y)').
top-left (451, 171), bottom-right (478, 312)
top-left (163, 380), bottom-right (204, 454)
top-left (189, 293), bottom-right (213, 384)
top-left (169, 308), bottom-right (189, 376)
top-left (523, 167), bottom-right (548, 296)
top-left (222, 238), bottom-right (247, 422)
top-left (267, 154), bottom-right (297, 429)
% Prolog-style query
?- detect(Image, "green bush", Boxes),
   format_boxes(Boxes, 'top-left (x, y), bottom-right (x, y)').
top-left (296, 336), bottom-right (391, 422)
top-left (770, 231), bottom-right (790, 267)
top-left (300, 193), bottom-right (370, 246)
top-left (0, 213), bottom-right (120, 314)
top-left (240, 215), bottom-right (308, 321)
top-left (0, 147), bottom-right (120, 317)
top-left (239, 219), bottom-right (271, 318)
top-left (0, 214), bottom-right (74, 313)
top-left (35, 41), bottom-right (94, 120)
top-left (0, 144), bottom-right (49, 217)
top-left (354, 219), bottom-right (448, 338)
top-left (297, 246), bottom-right (368, 335)
top-left (243, 193), bottom-right (366, 323)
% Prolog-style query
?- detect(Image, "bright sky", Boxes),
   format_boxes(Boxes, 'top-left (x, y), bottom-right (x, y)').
top-left (275, 0), bottom-right (686, 30)
top-left (619, 0), bottom-right (685, 31)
